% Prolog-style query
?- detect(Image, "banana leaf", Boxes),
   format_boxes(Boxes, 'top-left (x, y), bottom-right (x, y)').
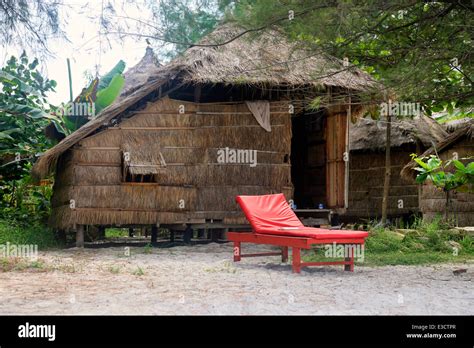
top-left (95, 74), bottom-right (125, 113)
top-left (98, 60), bottom-right (126, 90)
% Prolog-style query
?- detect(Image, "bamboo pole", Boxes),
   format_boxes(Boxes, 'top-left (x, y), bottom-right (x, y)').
top-left (67, 58), bottom-right (73, 102)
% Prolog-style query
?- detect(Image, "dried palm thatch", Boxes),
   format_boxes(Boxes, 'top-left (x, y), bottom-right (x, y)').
top-left (119, 46), bottom-right (161, 99)
top-left (172, 23), bottom-right (377, 90)
top-left (350, 115), bottom-right (448, 151)
top-left (32, 23), bottom-right (377, 180)
top-left (400, 121), bottom-right (474, 182)
top-left (444, 117), bottom-right (474, 133)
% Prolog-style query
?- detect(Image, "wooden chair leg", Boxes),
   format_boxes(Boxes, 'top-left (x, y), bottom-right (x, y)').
top-left (281, 246), bottom-right (288, 263)
top-left (292, 247), bottom-right (301, 273)
top-left (344, 245), bottom-right (354, 272)
top-left (350, 246), bottom-right (355, 272)
top-left (233, 241), bottom-right (241, 262)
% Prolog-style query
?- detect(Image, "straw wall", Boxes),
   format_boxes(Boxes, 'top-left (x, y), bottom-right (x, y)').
top-left (50, 97), bottom-right (293, 228)
top-left (345, 148), bottom-right (419, 218)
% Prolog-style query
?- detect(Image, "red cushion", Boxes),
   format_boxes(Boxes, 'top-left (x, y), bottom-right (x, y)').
top-left (236, 194), bottom-right (304, 232)
top-left (236, 194), bottom-right (369, 239)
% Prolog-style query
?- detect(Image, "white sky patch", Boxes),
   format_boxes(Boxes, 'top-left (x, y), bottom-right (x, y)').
top-left (0, 0), bottom-right (162, 105)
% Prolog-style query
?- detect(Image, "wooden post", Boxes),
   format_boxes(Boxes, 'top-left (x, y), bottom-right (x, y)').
top-left (76, 225), bottom-right (84, 248)
top-left (151, 225), bottom-right (158, 244)
top-left (233, 241), bottom-right (241, 262)
top-left (98, 226), bottom-right (106, 240)
top-left (282, 246), bottom-right (289, 263)
top-left (183, 225), bottom-right (192, 244)
top-left (344, 245), bottom-right (354, 271)
top-left (292, 247), bottom-right (301, 273)
top-left (220, 228), bottom-right (228, 241)
top-left (211, 229), bottom-right (219, 243)
top-left (170, 230), bottom-right (175, 243)
top-left (197, 229), bottom-right (205, 239)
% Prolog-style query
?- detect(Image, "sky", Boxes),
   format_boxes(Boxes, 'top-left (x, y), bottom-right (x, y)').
top-left (0, 0), bottom-right (160, 105)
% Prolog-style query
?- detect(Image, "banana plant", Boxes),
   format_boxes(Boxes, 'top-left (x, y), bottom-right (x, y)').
top-left (412, 154), bottom-right (474, 220)
top-left (48, 60), bottom-right (126, 139)
top-left (452, 159), bottom-right (474, 193)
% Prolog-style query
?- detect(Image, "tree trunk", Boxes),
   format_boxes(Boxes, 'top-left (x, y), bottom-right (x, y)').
top-left (381, 112), bottom-right (391, 225)
top-left (445, 190), bottom-right (450, 221)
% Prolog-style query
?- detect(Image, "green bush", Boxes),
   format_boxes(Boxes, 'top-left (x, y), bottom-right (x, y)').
top-left (0, 219), bottom-right (58, 249)
top-left (0, 170), bottom-right (52, 224)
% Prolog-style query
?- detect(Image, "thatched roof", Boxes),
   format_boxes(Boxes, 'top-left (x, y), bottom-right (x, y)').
top-left (350, 115), bottom-right (448, 151)
top-left (170, 24), bottom-right (376, 90)
top-left (119, 46), bottom-right (161, 99)
top-left (400, 120), bottom-right (474, 182)
top-left (32, 23), bottom-right (377, 180)
top-left (444, 117), bottom-right (474, 133)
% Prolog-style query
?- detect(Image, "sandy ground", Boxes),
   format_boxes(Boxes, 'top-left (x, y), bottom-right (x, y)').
top-left (0, 242), bottom-right (472, 315)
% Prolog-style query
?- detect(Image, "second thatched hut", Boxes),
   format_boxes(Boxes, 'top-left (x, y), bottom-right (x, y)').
top-left (344, 115), bottom-right (448, 222)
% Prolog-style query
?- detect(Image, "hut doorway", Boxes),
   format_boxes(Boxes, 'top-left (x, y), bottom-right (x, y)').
top-left (291, 109), bottom-right (327, 209)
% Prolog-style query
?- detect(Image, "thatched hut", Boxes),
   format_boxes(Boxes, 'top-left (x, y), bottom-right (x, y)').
top-left (401, 119), bottom-right (474, 226)
top-left (32, 24), bottom-right (378, 245)
top-left (343, 115), bottom-right (448, 222)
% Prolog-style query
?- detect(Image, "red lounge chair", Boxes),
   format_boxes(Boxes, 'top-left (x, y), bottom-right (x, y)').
top-left (228, 193), bottom-right (369, 273)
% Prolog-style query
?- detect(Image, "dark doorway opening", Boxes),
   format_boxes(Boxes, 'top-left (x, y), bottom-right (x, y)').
top-left (291, 109), bottom-right (327, 209)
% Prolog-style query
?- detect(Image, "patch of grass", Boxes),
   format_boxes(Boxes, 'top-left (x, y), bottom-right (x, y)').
top-left (132, 266), bottom-right (145, 276)
top-left (0, 257), bottom-right (48, 272)
top-left (204, 261), bottom-right (237, 273)
top-left (0, 219), bottom-right (58, 249)
top-left (58, 263), bottom-right (78, 273)
top-left (304, 217), bottom-right (474, 266)
top-left (29, 260), bottom-right (45, 269)
top-left (108, 265), bottom-right (120, 274)
top-left (105, 228), bottom-right (129, 238)
top-left (143, 243), bottom-right (153, 254)
top-left (362, 251), bottom-right (473, 266)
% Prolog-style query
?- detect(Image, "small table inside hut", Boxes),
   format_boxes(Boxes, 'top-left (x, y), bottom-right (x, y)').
top-left (293, 209), bottom-right (333, 227)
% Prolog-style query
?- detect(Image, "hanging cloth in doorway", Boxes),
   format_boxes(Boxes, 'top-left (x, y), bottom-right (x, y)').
top-left (245, 100), bottom-right (271, 132)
